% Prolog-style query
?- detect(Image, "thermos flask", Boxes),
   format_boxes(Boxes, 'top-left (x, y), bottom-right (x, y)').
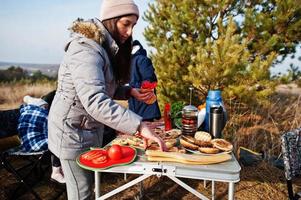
top-left (204, 90), bottom-right (226, 132)
top-left (209, 105), bottom-right (224, 138)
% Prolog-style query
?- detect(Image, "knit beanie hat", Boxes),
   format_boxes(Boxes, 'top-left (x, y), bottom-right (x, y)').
top-left (100, 0), bottom-right (139, 21)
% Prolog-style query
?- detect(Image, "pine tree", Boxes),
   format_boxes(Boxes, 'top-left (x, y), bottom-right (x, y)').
top-left (144, 0), bottom-right (301, 106)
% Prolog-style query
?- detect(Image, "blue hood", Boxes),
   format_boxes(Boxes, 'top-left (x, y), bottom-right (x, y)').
top-left (132, 40), bottom-right (147, 57)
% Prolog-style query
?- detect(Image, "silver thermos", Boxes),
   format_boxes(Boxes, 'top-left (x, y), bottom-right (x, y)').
top-left (209, 105), bottom-right (224, 138)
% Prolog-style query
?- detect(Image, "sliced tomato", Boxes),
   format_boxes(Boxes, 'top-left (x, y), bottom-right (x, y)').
top-left (91, 155), bottom-right (108, 164)
top-left (81, 150), bottom-right (105, 161)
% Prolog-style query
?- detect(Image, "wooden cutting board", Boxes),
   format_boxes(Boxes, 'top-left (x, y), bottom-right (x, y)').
top-left (145, 150), bottom-right (231, 165)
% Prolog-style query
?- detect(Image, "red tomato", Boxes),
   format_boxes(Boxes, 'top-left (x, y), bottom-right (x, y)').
top-left (108, 144), bottom-right (123, 160)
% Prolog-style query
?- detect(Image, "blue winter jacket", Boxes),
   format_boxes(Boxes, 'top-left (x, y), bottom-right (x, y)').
top-left (128, 40), bottom-right (161, 121)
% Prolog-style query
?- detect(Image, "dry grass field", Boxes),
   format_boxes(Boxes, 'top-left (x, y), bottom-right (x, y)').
top-left (0, 82), bottom-right (56, 110)
top-left (0, 82), bottom-right (300, 200)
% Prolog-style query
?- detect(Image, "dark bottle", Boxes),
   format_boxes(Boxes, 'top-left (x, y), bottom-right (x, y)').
top-left (209, 105), bottom-right (224, 138)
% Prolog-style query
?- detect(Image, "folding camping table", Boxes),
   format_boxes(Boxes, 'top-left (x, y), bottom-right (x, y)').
top-left (80, 149), bottom-right (241, 200)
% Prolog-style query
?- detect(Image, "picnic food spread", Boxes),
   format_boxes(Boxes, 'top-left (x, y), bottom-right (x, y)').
top-left (78, 120), bottom-right (233, 168)
top-left (180, 131), bottom-right (233, 154)
top-left (109, 121), bottom-right (233, 165)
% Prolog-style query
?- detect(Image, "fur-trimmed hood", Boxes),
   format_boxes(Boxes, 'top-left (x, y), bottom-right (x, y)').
top-left (67, 18), bottom-right (119, 56)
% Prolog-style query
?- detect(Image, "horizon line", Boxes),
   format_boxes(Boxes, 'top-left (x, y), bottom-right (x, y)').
top-left (0, 60), bottom-right (60, 65)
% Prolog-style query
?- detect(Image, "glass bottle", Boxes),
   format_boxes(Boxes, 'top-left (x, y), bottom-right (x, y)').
top-left (164, 103), bottom-right (172, 131)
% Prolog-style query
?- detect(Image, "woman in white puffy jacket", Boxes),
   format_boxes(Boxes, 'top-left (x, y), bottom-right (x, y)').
top-left (48, 1), bottom-right (167, 199)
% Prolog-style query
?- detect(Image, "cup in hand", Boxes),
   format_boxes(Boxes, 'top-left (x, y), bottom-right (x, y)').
top-left (139, 88), bottom-right (157, 104)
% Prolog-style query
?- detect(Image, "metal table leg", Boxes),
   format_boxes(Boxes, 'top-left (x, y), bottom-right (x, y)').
top-left (211, 181), bottom-right (215, 200)
top-left (228, 182), bottom-right (235, 200)
top-left (167, 175), bottom-right (209, 200)
top-left (204, 180), bottom-right (207, 188)
top-left (95, 172), bottom-right (101, 199)
top-left (96, 174), bottom-right (152, 200)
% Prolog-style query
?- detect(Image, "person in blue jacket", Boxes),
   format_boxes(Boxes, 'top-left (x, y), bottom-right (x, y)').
top-left (128, 40), bottom-right (161, 121)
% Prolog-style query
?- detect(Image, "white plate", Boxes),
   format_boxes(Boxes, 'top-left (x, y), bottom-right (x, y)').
top-left (184, 147), bottom-right (231, 156)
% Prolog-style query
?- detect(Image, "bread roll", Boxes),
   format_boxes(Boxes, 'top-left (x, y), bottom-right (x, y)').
top-left (180, 137), bottom-right (199, 150)
top-left (198, 147), bottom-right (220, 154)
top-left (194, 140), bottom-right (213, 147)
top-left (181, 135), bottom-right (196, 144)
top-left (194, 131), bottom-right (212, 142)
top-left (211, 139), bottom-right (233, 152)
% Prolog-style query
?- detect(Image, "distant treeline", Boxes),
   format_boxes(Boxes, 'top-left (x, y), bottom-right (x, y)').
top-left (0, 66), bottom-right (57, 83)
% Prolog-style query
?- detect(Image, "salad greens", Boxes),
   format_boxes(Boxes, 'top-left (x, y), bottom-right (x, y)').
top-left (171, 101), bottom-right (185, 128)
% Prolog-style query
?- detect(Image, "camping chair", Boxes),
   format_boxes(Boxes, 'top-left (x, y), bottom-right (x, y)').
top-left (0, 147), bottom-right (50, 200)
top-left (0, 108), bottom-right (50, 200)
top-left (281, 128), bottom-right (301, 200)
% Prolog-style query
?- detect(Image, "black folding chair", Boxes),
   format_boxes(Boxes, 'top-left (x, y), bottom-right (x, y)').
top-left (281, 128), bottom-right (301, 200)
top-left (0, 145), bottom-right (50, 200)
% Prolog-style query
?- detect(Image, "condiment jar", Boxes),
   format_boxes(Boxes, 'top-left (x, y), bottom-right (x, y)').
top-left (182, 105), bottom-right (198, 136)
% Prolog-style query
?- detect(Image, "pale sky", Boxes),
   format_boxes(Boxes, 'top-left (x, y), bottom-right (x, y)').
top-left (0, 0), bottom-right (152, 64)
top-left (0, 0), bottom-right (299, 74)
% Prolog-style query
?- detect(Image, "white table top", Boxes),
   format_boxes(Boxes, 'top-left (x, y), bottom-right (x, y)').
top-left (91, 148), bottom-right (241, 183)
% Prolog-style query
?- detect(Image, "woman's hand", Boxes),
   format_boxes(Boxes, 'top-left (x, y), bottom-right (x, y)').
top-left (138, 122), bottom-right (167, 151)
top-left (130, 88), bottom-right (155, 104)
